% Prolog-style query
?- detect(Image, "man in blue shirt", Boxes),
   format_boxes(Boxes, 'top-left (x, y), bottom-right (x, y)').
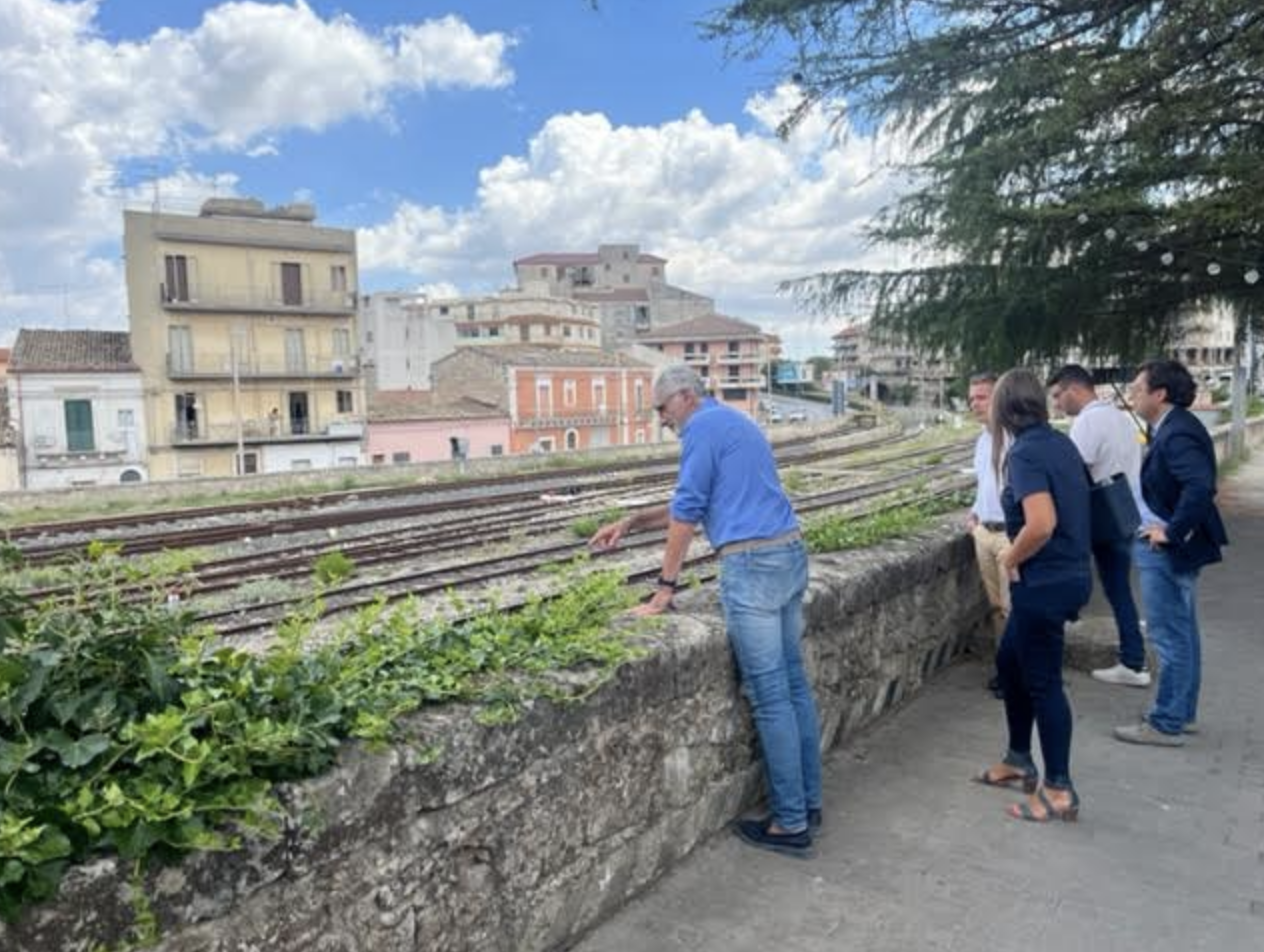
top-left (590, 364), bottom-right (822, 858)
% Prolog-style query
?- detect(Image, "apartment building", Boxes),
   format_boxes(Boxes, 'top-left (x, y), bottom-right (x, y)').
top-left (7, 329), bottom-right (148, 489)
top-left (635, 314), bottom-right (772, 417)
top-left (431, 346), bottom-right (658, 454)
top-left (124, 198), bottom-right (366, 479)
top-left (832, 322), bottom-right (951, 406)
top-left (513, 244), bottom-right (714, 349)
top-left (358, 291), bottom-right (455, 393)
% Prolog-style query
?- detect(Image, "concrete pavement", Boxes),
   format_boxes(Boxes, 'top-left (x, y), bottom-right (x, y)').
top-left (572, 452), bottom-right (1264, 952)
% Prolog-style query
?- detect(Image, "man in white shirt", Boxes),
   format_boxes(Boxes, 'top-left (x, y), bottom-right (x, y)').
top-left (965, 372), bottom-right (1008, 696)
top-left (1048, 365), bottom-right (1151, 687)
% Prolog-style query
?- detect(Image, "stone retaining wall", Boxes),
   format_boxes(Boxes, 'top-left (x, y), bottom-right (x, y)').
top-left (1, 523), bottom-right (990, 952)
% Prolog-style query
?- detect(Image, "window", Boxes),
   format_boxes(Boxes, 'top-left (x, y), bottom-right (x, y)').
top-left (466, 304), bottom-right (475, 319)
top-left (168, 325), bottom-right (193, 373)
top-left (537, 437), bottom-right (555, 453)
top-left (285, 328), bottom-right (306, 373)
top-left (174, 392), bottom-right (198, 440)
top-left (635, 428), bottom-right (646, 444)
top-left (490, 444), bottom-right (504, 456)
top-left (290, 459), bottom-right (313, 471)
top-left (563, 325), bottom-right (573, 338)
top-left (64, 400), bottom-right (94, 452)
top-left (536, 378), bottom-right (552, 416)
top-left (592, 379), bottom-right (606, 412)
top-left (439, 305), bottom-right (450, 316)
top-left (280, 262), bottom-right (303, 306)
top-left (164, 255), bottom-right (190, 302)
top-left (488, 325), bottom-right (500, 337)
top-left (117, 409), bottom-right (135, 427)
top-left (330, 265), bottom-right (348, 292)
top-left (565, 429), bottom-right (579, 451)
top-left (563, 379), bottom-right (577, 407)
top-left (237, 452), bottom-right (259, 475)
top-left (634, 379), bottom-right (645, 411)
top-left (371, 453), bottom-right (386, 464)
top-left (392, 451), bottom-right (412, 464)
top-left (337, 390), bottom-right (354, 413)
top-left (332, 328), bottom-right (351, 356)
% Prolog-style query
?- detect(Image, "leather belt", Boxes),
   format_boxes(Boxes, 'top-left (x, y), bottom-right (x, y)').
top-left (717, 529), bottom-right (802, 558)
top-left (981, 521), bottom-right (1007, 532)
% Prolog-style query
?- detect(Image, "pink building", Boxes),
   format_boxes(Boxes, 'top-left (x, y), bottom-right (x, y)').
top-left (635, 314), bottom-right (773, 417)
top-left (366, 391), bottom-right (510, 466)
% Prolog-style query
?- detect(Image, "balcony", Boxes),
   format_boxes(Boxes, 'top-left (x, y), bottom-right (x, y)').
top-left (715, 376), bottom-right (766, 389)
top-left (682, 353), bottom-right (710, 365)
top-left (714, 352), bottom-right (762, 366)
top-left (167, 353), bottom-right (359, 379)
top-left (159, 283), bottom-right (356, 315)
top-left (515, 411), bottom-right (624, 430)
top-left (170, 418), bottom-right (365, 446)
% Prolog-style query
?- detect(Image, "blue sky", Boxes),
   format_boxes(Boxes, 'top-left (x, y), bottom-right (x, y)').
top-left (0, 0), bottom-right (907, 357)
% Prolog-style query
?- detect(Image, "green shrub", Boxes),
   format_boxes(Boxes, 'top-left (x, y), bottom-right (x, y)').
top-left (312, 550), bottom-right (356, 585)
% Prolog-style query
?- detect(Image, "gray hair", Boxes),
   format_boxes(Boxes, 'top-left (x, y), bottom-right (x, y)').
top-left (653, 364), bottom-right (706, 405)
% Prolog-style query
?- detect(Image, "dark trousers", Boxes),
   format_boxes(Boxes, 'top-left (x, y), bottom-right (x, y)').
top-left (1092, 538), bottom-right (1145, 671)
top-left (996, 577), bottom-right (1091, 789)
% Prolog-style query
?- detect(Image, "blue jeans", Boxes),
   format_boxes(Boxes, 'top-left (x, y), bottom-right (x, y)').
top-left (719, 539), bottom-right (822, 832)
top-left (1092, 538), bottom-right (1146, 671)
top-left (1134, 540), bottom-right (1201, 735)
top-left (995, 576), bottom-right (1091, 789)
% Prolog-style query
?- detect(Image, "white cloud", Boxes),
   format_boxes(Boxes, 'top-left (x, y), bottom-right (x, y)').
top-left (0, 0), bottom-right (514, 341)
top-left (360, 87), bottom-right (907, 357)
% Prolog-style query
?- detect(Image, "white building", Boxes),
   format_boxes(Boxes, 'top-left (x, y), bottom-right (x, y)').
top-left (9, 329), bottom-right (149, 490)
top-left (358, 291), bottom-right (456, 393)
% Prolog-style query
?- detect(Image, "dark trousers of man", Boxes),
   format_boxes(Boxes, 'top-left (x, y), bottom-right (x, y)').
top-left (996, 577), bottom-right (1091, 788)
top-left (1092, 538), bottom-right (1146, 671)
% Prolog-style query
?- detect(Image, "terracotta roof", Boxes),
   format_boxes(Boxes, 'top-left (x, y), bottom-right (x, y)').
top-left (10, 329), bottom-right (137, 373)
top-left (514, 252), bottom-right (666, 266)
top-left (441, 345), bottom-right (651, 369)
top-left (572, 288), bottom-right (650, 303)
top-left (368, 390), bottom-right (507, 423)
top-left (636, 313), bottom-right (766, 342)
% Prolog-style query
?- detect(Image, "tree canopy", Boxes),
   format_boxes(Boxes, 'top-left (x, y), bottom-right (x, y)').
top-left (705, 0), bottom-right (1264, 369)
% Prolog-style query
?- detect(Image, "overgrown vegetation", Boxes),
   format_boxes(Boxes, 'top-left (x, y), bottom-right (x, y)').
top-left (804, 490), bottom-right (970, 553)
top-left (569, 507), bottom-right (627, 540)
top-left (312, 550), bottom-right (356, 585)
top-left (0, 551), bottom-right (641, 923)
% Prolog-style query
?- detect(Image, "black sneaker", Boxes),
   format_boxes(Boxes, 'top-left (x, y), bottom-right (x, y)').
top-left (733, 818), bottom-right (813, 859)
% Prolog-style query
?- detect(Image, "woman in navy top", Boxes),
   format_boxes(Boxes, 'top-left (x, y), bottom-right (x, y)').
top-left (973, 368), bottom-right (1092, 822)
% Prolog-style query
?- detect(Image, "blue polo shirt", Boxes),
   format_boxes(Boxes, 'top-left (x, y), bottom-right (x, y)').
top-left (1001, 423), bottom-right (1092, 588)
top-left (669, 398), bottom-right (798, 549)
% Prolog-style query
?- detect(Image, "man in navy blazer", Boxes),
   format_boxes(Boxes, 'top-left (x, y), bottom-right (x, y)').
top-left (1115, 359), bottom-right (1228, 747)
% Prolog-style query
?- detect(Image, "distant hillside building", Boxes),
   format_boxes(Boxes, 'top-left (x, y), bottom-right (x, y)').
top-left (431, 346), bottom-right (658, 454)
top-left (124, 198), bottom-right (366, 479)
top-left (8, 329), bottom-right (148, 489)
top-left (513, 244), bottom-right (714, 349)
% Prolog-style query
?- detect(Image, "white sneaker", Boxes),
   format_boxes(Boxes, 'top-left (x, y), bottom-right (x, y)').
top-left (1091, 663), bottom-right (1152, 688)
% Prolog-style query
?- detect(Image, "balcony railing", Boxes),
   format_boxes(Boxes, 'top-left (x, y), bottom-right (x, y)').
top-left (159, 283), bottom-right (356, 314)
top-left (167, 354), bottom-right (358, 379)
top-left (682, 353), bottom-right (710, 365)
top-left (515, 411), bottom-right (624, 429)
top-left (714, 352), bottom-right (762, 365)
top-left (712, 376), bottom-right (766, 389)
top-left (170, 419), bottom-right (364, 445)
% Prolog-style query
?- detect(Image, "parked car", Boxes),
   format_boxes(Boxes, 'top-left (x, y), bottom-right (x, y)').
top-left (768, 408), bottom-right (784, 423)
top-left (787, 409), bottom-right (809, 423)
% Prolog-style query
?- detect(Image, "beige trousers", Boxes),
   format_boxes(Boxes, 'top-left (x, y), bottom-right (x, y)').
top-left (971, 524), bottom-right (1011, 636)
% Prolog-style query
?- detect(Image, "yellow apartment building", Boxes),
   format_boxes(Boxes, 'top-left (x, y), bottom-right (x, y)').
top-left (124, 199), bottom-right (366, 479)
